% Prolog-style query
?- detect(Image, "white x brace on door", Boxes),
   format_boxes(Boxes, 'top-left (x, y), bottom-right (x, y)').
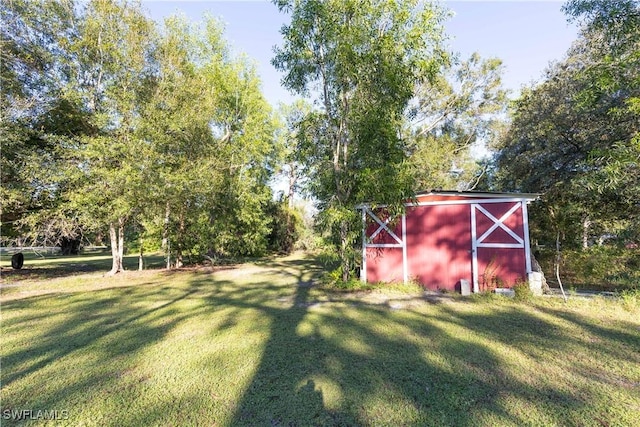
top-left (360, 207), bottom-right (407, 284)
top-left (470, 201), bottom-right (532, 292)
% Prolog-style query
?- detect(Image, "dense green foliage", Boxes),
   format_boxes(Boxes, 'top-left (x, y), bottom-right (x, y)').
top-left (265, 198), bottom-right (302, 255)
top-left (1, 0), bottom-right (289, 270)
top-left (494, 0), bottom-right (639, 249)
top-left (409, 52), bottom-right (508, 191)
top-left (272, 0), bottom-right (450, 280)
top-left (536, 247), bottom-right (640, 291)
top-left (0, 0), bottom-right (87, 246)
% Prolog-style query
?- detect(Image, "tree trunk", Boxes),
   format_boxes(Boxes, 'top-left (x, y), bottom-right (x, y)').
top-left (162, 201), bottom-right (170, 250)
top-left (95, 231), bottom-right (105, 246)
top-left (555, 232), bottom-right (567, 302)
top-left (118, 217), bottom-right (125, 270)
top-left (288, 166), bottom-right (296, 209)
top-left (175, 210), bottom-right (185, 268)
top-left (107, 218), bottom-right (125, 275)
top-left (138, 235), bottom-right (144, 271)
top-left (582, 216), bottom-right (590, 250)
top-left (340, 219), bottom-right (350, 282)
top-left (166, 238), bottom-right (171, 270)
top-left (108, 222), bottom-right (118, 274)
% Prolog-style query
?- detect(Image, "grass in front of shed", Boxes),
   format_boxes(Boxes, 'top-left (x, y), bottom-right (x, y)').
top-left (1, 253), bottom-right (639, 426)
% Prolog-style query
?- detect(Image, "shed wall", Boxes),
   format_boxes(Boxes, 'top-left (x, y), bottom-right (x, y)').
top-left (363, 195), bottom-right (531, 292)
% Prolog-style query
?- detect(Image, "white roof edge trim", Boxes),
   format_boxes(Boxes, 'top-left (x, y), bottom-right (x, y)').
top-left (410, 198), bottom-right (534, 207)
top-left (356, 193), bottom-right (540, 209)
top-left (358, 198), bottom-right (537, 209)
top-left (414, 191), bottom-right (540, 200)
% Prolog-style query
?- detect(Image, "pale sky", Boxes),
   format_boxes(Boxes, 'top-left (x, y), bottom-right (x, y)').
top-left (142, 0), bottom-right (580, 106)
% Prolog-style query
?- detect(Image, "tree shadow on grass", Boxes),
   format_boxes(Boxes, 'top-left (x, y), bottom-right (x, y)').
top-left (3, 255), bottom-right (638, 426)
top-left (439, 301), bottom-right (640, 361)
top-left (428, 301), bottom-right (640, 424)
top-left (0, 281), bottom-right (202, 426)
top-left (208, 259), bottom-right (529, 426)
top-left (214, 260), bottom-right (638, 426)
top-left (0, 252), bottom-right (166, 282)
top-left (2, 288), bottom-right (194, 387)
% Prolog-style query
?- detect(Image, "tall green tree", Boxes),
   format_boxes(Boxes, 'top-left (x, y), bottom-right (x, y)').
top-left (272, 0), bottom-right (449, 280)
top-left (0, 0), bottom-right (89, 248)
top-left (141, 15), bottom-right (277, 266)
top-left (60, 0), bottom-right (157, 274)
top-left (494, 0), bottom-right (640, 247)
top-left (274, 100), bottom-right (313, 207)
top-left (563, 0), bottom-right (640, 240)
top-left (140, 14), bottom-right (221, 267)
top-left (409, 52), bottom-right (508, 191)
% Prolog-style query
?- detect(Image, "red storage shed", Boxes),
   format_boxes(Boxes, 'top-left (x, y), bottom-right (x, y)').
top-left (359, 191), bottom-right (538, 293)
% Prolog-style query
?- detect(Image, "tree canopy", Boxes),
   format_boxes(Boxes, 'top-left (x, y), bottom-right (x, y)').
top-left (409, 52), bottom-right (508, 191)
top-left (494, 0), bottom-right (639, 247)
top-left (272, 0), bottom-right (450, 280)
top-left (1, 0), bottom-right (282, 270)
top-left (4, 0), bottom-right (636, 278)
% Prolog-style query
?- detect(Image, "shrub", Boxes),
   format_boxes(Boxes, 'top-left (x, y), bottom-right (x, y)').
top-left (535, 247), bottom-right (640, 291)
top-left (618, 289), bottom-right (640, 312)
top-left (320, 267), bottom-right (373, 292)
top-left (513, 281), bottom-right (533, 302)
top-left (266, 201), bottom-right (301, 255)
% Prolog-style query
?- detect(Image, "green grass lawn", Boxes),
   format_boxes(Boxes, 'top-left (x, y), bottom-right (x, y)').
top-left (1, 253), bottom-right (639, 426)
top-left (0, 250), bottom-right (166, 283)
